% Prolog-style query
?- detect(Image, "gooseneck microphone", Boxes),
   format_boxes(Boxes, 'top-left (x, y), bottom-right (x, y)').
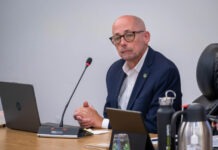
top-left (37, 57), bottom-right (93, 138)
top-left (59, 57), bottom-right (92, 127)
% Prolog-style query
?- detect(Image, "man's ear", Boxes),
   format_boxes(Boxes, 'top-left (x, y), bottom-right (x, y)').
top-left (144, 31), bottom-right (150, 44)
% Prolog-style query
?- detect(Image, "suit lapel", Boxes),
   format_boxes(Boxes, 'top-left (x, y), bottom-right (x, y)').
top-left (113, 67), bottom-right (126, 107)
top-left (127, 47), bottom-right (155, 109)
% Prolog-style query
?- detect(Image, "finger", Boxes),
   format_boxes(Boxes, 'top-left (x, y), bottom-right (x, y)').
top-left (79, 123), bottom-right (91, 129)
top-left (74, 115), bottom-right (83, 121)
top-left (79, 122), bottom-right (90, 128)
top-left (74, 108), bottom-right (81, 115)
top-left (78, 118), bottom-right (91, 126)
top-left (74, 108), bottom-right (85, 116)
top-left (74, 112), bottom-right (81, 119)
top-left (83, 101), bottom-right (89, 107)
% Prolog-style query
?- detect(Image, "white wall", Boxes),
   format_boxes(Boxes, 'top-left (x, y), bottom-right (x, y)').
top-left (0, 0), bottom-right (218, 126)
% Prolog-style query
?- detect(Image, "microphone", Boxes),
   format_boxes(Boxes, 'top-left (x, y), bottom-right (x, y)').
top-left (86, 57), bottom-right (92, 67)
top-left (59, 57), bottom-right (92, 127)
top-left (37, 57), bottom-right (93, 138)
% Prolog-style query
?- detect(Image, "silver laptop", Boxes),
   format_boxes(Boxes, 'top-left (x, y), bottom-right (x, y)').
top-left (0, 81), bottom-right (41, 132)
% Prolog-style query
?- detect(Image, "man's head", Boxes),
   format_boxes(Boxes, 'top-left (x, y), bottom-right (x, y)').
top-left (110, 15), bottom-right (150, 68)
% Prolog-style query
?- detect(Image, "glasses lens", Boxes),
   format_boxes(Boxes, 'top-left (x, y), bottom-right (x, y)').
top-left (110, 31), bottom-right (141, 44)
top-left (112, 36), bottom-right (121, 44)
top-left (124, 32), bottom-right (135, 42)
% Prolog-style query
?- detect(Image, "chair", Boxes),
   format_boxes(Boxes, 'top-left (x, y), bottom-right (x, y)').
top-left (193, 43), bottom-right (218, 115)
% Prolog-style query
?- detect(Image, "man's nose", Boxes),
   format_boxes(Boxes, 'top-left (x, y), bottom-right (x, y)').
top-left (120, 37), bottom-right (127, 45)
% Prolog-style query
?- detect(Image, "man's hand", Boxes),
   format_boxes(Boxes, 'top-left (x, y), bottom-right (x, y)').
top-left (73, 101), bottom-right (103, 128)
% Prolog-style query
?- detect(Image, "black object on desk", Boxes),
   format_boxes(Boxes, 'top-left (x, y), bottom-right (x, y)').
top-left (37, 125), bottom-right (93, 138)
top-left (106, 107), bottom-right (154, 150)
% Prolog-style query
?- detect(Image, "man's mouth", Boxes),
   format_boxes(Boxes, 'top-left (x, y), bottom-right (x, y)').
top-left (120, 49), bottom-right (132, 54)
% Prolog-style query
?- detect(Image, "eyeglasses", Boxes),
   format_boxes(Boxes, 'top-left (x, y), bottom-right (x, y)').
top-left (109, 31), bottom-right (144, 45)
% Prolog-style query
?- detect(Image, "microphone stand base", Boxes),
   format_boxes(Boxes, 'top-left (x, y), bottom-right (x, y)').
top-left (37, 125), bottom-right (93, 138)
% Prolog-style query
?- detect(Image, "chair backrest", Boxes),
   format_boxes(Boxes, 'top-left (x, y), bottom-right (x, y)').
top-left (196, 43), bottom-right (218, 100)
top-left (194, 43), bottom-right (218, 115)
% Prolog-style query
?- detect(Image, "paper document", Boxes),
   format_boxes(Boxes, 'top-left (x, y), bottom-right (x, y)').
top-left (0, 111), bottom-right (5, 126)
top-left (85, 129), bottom-right (110, 135)
top-left (84, 143), bottom-right (109, 149)
top-left (83, 129), bottom-right (110, 149)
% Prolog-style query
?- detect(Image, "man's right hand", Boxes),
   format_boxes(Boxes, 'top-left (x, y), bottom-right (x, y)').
top-left (73, 101), bottom-right (103, 129)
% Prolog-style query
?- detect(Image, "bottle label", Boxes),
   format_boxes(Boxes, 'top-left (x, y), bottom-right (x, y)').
top-left (166, 124), bottom-right (171, 150)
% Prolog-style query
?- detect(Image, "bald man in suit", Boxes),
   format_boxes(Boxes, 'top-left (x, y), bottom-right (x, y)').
top-left (74, 15), bottom-right (182, 133)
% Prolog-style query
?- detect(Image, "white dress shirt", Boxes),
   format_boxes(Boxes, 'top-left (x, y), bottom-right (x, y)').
top-left (102, 48), bottom-right (149, 128)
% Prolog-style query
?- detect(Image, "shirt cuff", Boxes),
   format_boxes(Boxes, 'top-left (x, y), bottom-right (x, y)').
top-left (101, 118), bottom-right (109, 129)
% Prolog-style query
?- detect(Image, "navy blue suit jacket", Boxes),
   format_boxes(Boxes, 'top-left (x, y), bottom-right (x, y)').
top-left (103, 47), bottom-right (182, 133)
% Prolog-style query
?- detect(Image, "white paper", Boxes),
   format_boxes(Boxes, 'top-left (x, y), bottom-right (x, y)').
top-left (0, 111), bottom-right (5, 125)
top-left (85, 128), bottom-right (110, 135)
top-left (84, 143), bottom-right (109, 149)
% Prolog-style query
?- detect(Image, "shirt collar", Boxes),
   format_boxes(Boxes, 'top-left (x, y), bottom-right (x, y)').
top-left (122, 47), bottom-right (149, 75)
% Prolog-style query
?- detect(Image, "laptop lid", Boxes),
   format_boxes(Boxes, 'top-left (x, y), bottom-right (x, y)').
top-left (0, 81), bottom-right (41, 133)
top-left (106, 107), bottom-right (154, 150)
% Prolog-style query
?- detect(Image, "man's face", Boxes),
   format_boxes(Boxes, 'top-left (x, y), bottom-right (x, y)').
top-left (111, 17), bottom-right (150, 64)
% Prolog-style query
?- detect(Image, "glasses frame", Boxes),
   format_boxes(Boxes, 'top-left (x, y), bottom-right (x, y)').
top-left (109, 30), bottom-right (144, 45)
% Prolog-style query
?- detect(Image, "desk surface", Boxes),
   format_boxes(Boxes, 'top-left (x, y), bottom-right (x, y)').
top-left (0, 127), bottom-right (111, 150)
top-left (0, 127), bottom-right (157, 150)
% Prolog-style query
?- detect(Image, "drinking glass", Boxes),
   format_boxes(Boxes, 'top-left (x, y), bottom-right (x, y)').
top-left (112, 133), bottom-right (131, 150)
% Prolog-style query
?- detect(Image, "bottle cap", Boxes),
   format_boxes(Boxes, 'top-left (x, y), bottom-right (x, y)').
top-left (159, 90), bottom-right (176, 106)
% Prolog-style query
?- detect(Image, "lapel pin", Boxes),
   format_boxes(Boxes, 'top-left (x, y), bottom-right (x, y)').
top-left (143, 73), bottom-right (148, 79)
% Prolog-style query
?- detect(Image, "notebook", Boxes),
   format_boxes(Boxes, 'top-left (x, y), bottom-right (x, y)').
top-left (106, 107), bottom-right (155, 150)
top-left (0, 81), bottom-right (92, 138)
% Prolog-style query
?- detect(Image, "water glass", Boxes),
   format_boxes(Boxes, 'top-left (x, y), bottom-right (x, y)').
top-left (112, 133), bottom-right (131, 150)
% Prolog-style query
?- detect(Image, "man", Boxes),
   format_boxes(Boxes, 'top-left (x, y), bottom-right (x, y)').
top-left (74, 15), bottom-right (182, 133)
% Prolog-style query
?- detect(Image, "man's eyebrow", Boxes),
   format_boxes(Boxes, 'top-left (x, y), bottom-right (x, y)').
top-left (113, 30), bottom-right (131, 36)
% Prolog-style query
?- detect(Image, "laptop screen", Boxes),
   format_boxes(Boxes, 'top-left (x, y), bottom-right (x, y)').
top-left (0, 81), bottom-right (41, 132)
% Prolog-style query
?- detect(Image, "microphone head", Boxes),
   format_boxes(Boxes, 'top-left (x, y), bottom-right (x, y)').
top-left (86, 57), bottom-right (92, 67)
